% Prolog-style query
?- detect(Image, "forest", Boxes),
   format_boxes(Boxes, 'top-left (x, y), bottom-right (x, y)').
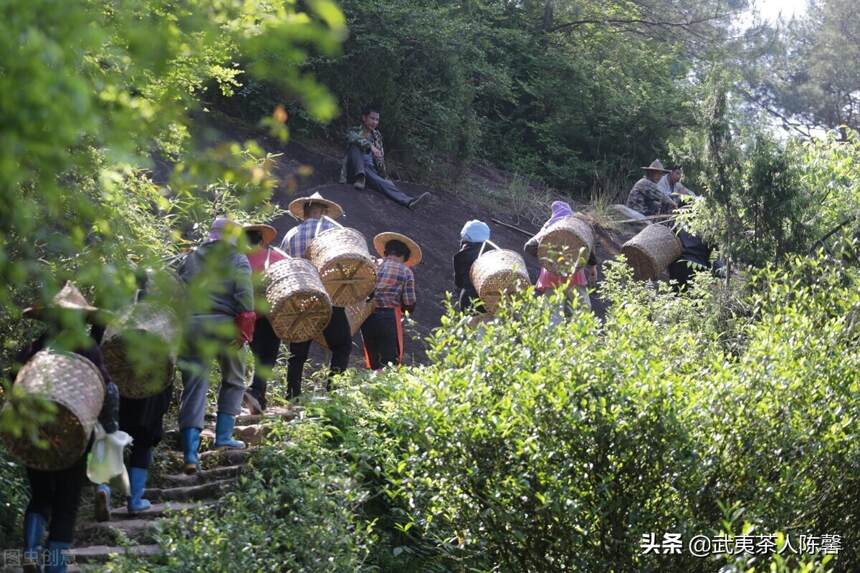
top-left (0, 0), bottom-right (858, 571)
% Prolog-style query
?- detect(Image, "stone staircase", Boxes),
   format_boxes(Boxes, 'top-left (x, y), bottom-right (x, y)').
top-left (6, 406), bottom-right (301, 572)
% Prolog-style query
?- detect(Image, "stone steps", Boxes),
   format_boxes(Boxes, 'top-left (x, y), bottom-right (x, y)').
top-left (70, 543), bottom-right (162, 564)
top-left (158, 464), bottom-right (243, 488)
top-left (63, 405), bottom-right (290, 569)
top-left (77, 517), bottom-right (160, 545)
top-left (144, 476), bottom-right (238, 503)
top-left (110, 501), bottom-right (202, 520)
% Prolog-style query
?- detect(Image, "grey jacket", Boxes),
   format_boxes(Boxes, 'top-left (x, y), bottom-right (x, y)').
top-left (178, 240), bottom-right (253, 316)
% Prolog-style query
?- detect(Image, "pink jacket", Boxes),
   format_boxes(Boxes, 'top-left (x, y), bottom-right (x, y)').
top-left (535, 201), bottom-right (588, 292)
top-left (247, 246), bottom-right (289, 274)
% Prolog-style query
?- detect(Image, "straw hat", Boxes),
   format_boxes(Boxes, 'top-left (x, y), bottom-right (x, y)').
top-left (373, 232), bottom-right (423, 267)
top-left (243, 224), bottom-right (277, 247)
top-left (23, 281), bottom-right (99, 318)
top-left (641, 159), bottom-right (670, 173)
top-left (287, 192), bottom-right (344, 221)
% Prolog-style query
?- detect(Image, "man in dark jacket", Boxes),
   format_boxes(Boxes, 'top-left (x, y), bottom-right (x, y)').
top-left (176, 217), bottom-right (256, 474)
top-left (453, 220), bottom-right (494, 314)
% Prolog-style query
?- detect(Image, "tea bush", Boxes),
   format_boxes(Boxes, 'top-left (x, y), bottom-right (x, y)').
top-left (113, 256), bottom-right (856, 572)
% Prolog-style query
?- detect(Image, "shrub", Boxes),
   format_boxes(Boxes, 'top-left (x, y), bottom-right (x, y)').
top-left (116, 256), bottom-right (857, 572)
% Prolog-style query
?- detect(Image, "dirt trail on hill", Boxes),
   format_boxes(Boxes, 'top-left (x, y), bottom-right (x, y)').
top-left (194, 115), bottom-right (631, 363)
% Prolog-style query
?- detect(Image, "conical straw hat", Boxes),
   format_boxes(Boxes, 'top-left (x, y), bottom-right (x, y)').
top-left (641, 159), bottom-right (670, 173)
top-left (23, 281), bottom-right (99, 318)
top-left (288, 192), bottom-right (344, 221)
top-left (243, 224), bottom-right (277, 247)
top-left (373, 232), bottom-right (423, 267)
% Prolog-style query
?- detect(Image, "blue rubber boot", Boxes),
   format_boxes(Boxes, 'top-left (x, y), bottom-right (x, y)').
top-left (44, 540), bottom-right (71, 573)
top-left (23, 511), bottom-right (46, 571)
top-left (213, 413), bottom-right (245, 450)
top-left (94, 483), bottom-right (111, 522)
top-left (127, 467), bottom-right (152, 514)
top-left (181, 427), bottom-right (201, 475)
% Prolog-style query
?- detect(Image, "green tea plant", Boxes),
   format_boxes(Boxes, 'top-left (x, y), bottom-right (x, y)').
top-left (116, 254), bottom-right (857, 572)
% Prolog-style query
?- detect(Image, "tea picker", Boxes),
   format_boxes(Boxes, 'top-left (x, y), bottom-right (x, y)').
top-left (4, 282), bottom-right (120, 573)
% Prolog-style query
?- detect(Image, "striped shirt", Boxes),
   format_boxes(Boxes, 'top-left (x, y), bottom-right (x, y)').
top-left (374, 256), bottom-right (416, 309)
top-left (281, 218), bottom-right (337, 259)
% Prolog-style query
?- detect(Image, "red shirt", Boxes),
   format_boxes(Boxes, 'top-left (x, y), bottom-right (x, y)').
top-left (247, 246), bottom-right (289, 274)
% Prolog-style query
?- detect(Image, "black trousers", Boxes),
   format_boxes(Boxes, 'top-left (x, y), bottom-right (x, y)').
top-left (248, 317), bottom-right (281, 408)
top-left (286, 307), bottom-right (351, 398)
top-left (669, 259), bottom-right (706, 291)
top-left (119, 385), bottom-right (172, 469)
top-left (360, 308), bottom-right (401, 370)
top-left (26, 456), bottom-right (87, 543)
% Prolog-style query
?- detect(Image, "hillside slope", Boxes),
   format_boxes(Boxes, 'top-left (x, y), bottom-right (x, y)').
top-left (195, 115), bottom-right (632, 363)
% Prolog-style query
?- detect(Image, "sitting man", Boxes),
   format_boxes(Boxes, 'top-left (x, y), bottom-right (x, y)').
top-left (341, 104), bottom-right (431, 210)
top-left (658, 165), bottom-right (696, 203)
top-left (626, 159), bottom-right (678, 217)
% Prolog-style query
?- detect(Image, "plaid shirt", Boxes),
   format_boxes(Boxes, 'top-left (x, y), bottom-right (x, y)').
top-left (373, 256), bottom-right (416, 309)
top-left (344, 125), bottom-right (387, 178)
top-left (281, 218), bottom-right (338, 259)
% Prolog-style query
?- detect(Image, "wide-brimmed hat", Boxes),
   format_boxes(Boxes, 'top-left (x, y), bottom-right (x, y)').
top-left (641, 159), bottom-right (670, 173)
top-left (288, 192), bottom-right (344, 221)
top-left (207, 216), bottom-right (241, 243)
top-left (23, 281), bottom-right (99, 319)
top-left (373, 232), bottom-right (423, 267)
top-left (243, 224), bottom-right (277, 247)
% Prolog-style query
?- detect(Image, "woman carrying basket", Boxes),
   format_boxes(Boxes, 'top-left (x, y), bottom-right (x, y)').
top-left (453, 220), bottom-right (495, 314)
top-left (13, 282), bottom-right (119, 573)
top-left (361, 233), bottom-right (421, 369)
top-left (524, 201), bottom-right (597, 315)
top-left (91, 269), bottom-right (174, 521)
top-left (280, 192), bottom-right (351, 398)
top-left (242, 223), bottom-right (289, 414)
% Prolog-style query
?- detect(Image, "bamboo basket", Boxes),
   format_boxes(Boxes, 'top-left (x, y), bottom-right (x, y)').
top-left (537, 215), bottom-right (594, 273)
top-left (1, 350), bottom-right (105, 470)
top-left (315, 299), bottom-right (375, 349)
top-left (101, 302), bottom-right (180, 399)
top-left (306, 228), bottom-right (377, 306)
top-left (266, 258), bottom-right (332, 342)
top-left (470, 249), bottom-right (530, 314)
top-left (621, 223), bottom-right (682, 280)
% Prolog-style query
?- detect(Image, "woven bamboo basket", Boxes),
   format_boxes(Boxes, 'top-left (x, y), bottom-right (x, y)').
top-left (306, 228), bottom-right (377, 306)
top-left (470, 249), bottom-right (530, 314)
top-left (315, 299), bottom-right (375, 349)
top-left (621, 223), bottom-right (682, 280)
top-left (101, 302), bottom-right (180, 399)
top-left (537, 215), bottom-right (594, 273)
top-left (1, 350), bottom-right (105, 470)
top-left (266, 258), bottom-right (332, 343)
